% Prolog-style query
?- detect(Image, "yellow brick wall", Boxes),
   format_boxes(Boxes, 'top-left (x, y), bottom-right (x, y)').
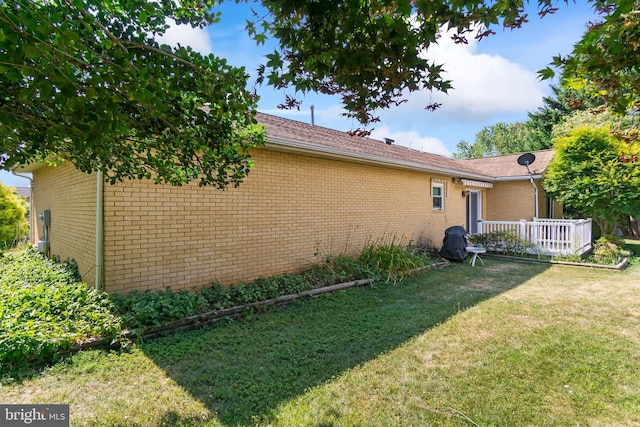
top-left (103, 148), bottom-right (468, 293)
top-left (31, 162), bottom-right (97, 285)
top-left (485, 180), bottom-right (558, 221)
top-left (485, 180), bottom-right (536, 221)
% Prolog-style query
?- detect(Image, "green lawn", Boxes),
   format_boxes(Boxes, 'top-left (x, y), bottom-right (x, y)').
top-left (3, 256), bottom-right (640, 426)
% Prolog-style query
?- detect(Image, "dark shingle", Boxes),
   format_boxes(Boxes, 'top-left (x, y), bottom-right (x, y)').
top-left (257, 113), bottom-right (488, 177)
top-left (256, 112), bottom-right (554, 179)
top-left (460, 150), bottom-right (555, 177)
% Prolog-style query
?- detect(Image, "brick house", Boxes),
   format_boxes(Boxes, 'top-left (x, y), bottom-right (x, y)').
top-left (17, 113), bottom-right (559, 294)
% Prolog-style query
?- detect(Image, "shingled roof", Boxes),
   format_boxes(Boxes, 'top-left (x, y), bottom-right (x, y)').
top-left (257, 113), bottom-right (491, 179)
top-left (257, 112), bottom-right (553, 181)
top-left (459, 150), bottom-right (555, 178)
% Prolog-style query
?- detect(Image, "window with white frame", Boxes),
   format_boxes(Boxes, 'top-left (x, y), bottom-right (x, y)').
top-left (432, 183), bottom-right (444, 210)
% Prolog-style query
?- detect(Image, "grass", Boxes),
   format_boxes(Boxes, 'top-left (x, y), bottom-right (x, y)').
top-left (3, 254), bottom-right (640, 426)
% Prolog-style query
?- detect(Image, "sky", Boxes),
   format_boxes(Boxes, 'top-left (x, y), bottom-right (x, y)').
top-left (0, 1), bottom-right (600, 188)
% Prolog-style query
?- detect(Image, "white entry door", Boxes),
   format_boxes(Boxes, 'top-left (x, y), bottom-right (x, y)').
top-left (466, 191), bottom-right (482, 234)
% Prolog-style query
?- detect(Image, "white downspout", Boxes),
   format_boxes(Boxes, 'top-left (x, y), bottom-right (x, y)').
top-left (95, 171), bottom-right (104, 291)
top-left (529, 175), bottom-right (539, 219)
top-left (10, 169), bottom-right (34, 242)
top-left (524, 163), bottom-right (539, 220)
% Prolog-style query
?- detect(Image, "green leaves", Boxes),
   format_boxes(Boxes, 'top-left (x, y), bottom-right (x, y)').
top-left (544, 126), bottom-right (640, 235)
top-left (453, 121), bottom-right (544, 159)
top-left (0, 184), bottom-right (28, 249)
top-left (1, 0), bottom-right (264, 187)
top-left (3, 0), bottom-right (632, 182)
top-left (0, 247), bottom-right (122, 378)
top-left (551, 1), bottom-right (640, 113)
top-left (537, 66), bottom-right (556, 81)
top-left (254, 0), bottom-right (582, 125)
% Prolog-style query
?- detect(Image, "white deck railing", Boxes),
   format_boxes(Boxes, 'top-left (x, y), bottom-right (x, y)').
top-left (478, 218), bottom-right (592, 256)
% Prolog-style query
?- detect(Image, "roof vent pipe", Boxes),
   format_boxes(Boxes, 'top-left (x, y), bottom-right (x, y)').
top-left (310, 105), bottom-right (315, 126)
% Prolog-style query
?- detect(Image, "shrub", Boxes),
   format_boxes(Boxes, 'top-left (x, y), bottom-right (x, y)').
top-left (0, 183), bottom-right (29, 249)
top-left (358, 240), bottom-right (430, 283)
top-left (1, 241), bottom-right (436, 377)
top-left (309, 254), bottom-right (367, 284)
top-left (469, 231), bottom-right (534, 256)
top-left (0, 247), bottom-right (121, 378)
top-left (592, 236), bottom-right (625, 264)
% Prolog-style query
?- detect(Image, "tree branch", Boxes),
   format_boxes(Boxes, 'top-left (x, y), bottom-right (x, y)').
top-left (68, 0), bottom-right (129, 55)
top-left (123, 40), bottom-right (201, 70)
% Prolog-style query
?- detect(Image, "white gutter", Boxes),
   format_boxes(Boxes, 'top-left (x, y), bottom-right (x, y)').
top-left (265, 136), bottom-right (495, 181)
top-left (494, 174), bottom-right (543, 182)
top-left (95, 171), bottom-right (104, 291)
top-left (10, 169), bottom-right (34, 243)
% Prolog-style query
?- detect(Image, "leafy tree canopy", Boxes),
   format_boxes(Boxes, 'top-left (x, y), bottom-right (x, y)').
top-left (256, 0), bottom-right (571, 128)
top-left (0, 183), bottom-right (29, 248)
top-left (551, 108), bottom-right (638, 140)
top-left (1, 0), bottom-right (264, 187)
top-left (543, 127), bottom-right (640, 235)
top-left (541, 0), bottom-right (640, 114)
top-left (453, 86), bottom-right (608, 159)
top-left (453, 122), bottom-right (541, 159)
top-left (454, 85), bottom-right (606, 159)
top-left (2, 0), bottom-right (635, 186)
top-left (526, 85), bottom-right (604, 147)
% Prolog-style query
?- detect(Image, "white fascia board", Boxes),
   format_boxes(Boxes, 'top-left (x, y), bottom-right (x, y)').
top-left (264, 136), bottom-right (494, 181)
top-left (12, 161), bottom-right (48, 173)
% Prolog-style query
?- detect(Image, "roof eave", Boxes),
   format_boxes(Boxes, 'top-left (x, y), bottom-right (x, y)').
top-left (494, 174), bottom-right (544, 181)
top-left (264, 136), bottom-right (494, 181)
top-left (11, 161), bottom-right (48, 173)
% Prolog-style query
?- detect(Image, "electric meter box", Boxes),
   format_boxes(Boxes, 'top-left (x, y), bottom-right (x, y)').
top-left (39, 210), bottom-right (51, 226)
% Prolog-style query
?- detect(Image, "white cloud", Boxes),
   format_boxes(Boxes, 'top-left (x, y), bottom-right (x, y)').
top-left (424, 29), bottom-right (546, 117)
top-left (154, 19), bottom-right (213, 54)
top-left (376, 26), bottom-right (546, 127)
top-left (370, 126), bottom-right (451, 157)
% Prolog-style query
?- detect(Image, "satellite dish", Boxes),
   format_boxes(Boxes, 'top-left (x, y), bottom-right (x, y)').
top-left (517, 152), bottom-right (536, 166)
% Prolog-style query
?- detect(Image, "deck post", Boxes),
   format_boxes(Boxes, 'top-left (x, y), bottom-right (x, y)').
top-left (519, 219), bottom-right (527, 241)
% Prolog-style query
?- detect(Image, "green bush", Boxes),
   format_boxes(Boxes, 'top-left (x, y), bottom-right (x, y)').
top-left (358, 240), bottom-right (430, 283)
top-left (469, 231), bottom-right (534, 256)
top-left (1, 241), bottom-right (434, 377)
top-left (592, 236), bottom-right (625, 264)
top-left (0, 183), bottom-right (29, 249)
top-left (0, 247), bottom-right (121, 379)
